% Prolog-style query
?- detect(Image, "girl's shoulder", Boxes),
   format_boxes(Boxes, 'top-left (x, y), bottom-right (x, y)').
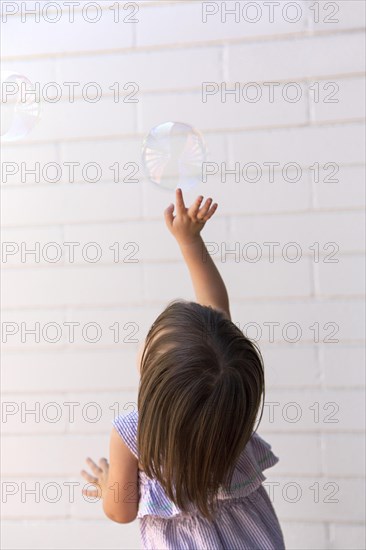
top-left (111, 410), bottom-right (279, 479)
top-left (112, 409), bottom-right (139, 459)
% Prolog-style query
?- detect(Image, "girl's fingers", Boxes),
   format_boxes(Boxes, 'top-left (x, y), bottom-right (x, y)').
top-left (175, 188), bottom-right (186, 216)
top-left (197, 197), bottom-right (213, 219)
top-left (99, 457), bottom-right (109, 470)
top-left (188, 195), bottom-right (204, 218)
top-left (80, 469), bottom-right (98, 484)
top-left (204, 203), bottom-right (218, 220)
top-left (85, 457), bottom-right (102, 476)
top-left (164, 203), bottom-right (175, 227)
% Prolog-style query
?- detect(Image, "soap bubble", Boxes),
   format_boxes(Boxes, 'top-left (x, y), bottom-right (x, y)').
top-left (142, 122), bottom-right (207, 190)
top-left (1, 72), bottom-right (41, 142)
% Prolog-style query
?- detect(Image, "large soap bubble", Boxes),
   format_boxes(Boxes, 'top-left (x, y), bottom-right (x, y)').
top-left (1, 72), bottom-right (41, 142)
top-left (142, 122), bottom-right (207, 190)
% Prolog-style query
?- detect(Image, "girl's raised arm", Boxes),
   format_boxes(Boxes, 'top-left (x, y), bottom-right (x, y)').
top-left (164, 188), bottom-right (231, 321)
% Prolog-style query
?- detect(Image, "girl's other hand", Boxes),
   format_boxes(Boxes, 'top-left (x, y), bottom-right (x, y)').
top-left (164, 188), bottom-right (218, 246)
top-left (80, 456), bottom-right (109, 499)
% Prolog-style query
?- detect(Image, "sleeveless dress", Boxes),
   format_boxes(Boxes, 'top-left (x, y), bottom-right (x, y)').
top-left (112, 411), bottom-right (286, 550)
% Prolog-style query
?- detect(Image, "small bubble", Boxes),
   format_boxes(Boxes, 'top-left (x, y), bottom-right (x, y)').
top-left (142, 121), bottom-right (207, 191)
top-left (1, 72), bottom-right (41, 142)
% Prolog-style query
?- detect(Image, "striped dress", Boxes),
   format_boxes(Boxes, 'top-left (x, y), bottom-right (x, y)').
top-left (112, 410), bottom-right (286, 550)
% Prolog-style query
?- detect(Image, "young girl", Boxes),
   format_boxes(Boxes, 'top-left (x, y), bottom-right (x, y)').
top-left (81, 189), bottom-right (286, 550)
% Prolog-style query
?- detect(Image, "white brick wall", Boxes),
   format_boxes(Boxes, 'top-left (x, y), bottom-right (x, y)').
top-left (1, 1), bottom-right (365, 549)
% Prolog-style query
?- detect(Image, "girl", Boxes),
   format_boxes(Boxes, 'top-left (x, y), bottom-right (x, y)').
top-left (81, 189), bottom-right (286, 550)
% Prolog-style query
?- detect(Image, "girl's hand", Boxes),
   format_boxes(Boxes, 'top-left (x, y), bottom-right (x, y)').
top-left (80, 457), bottom-right (109, 499)
top-left (164, 188), bottom-right (218, 246)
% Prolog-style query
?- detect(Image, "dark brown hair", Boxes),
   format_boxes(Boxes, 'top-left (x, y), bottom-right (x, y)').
top-left (137, 299), bottom-right (265, 521)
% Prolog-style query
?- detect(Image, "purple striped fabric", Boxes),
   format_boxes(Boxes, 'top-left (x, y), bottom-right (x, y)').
top-left (112, 411), bottom-right (286, 549)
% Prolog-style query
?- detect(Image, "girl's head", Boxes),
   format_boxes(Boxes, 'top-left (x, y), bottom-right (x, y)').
top-left (137, 299), bottom-right (265, 521)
